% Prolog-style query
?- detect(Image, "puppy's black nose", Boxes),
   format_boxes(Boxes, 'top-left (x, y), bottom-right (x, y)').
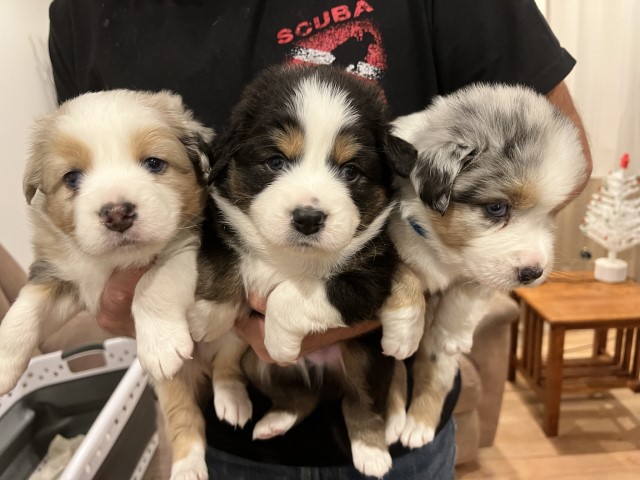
top-left (518, 266), bottom-right (543, 284)
top-left (100, 202), bottom-right (137, 233)
top-left (292, 207), bottom-right (326, 235)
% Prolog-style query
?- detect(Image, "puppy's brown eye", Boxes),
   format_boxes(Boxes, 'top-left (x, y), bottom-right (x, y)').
top-left (485, 203), bottom-right (509, 218)
top-left (63, 170), bottom-right (83, 191)
top-left (142, 157), bottom-right (167, 174)
top-left (340, 163), bottom-right (360, 182)
top-left (266, 155), bottom-right (286, 171)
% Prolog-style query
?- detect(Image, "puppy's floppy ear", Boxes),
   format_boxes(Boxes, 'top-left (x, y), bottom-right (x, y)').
top-left (179, 122), bottom-right (215, 184)
top-left (208, 129), bottom-right (240, 184)
top-left (383, 132), bottom-right (418, 178)
top-left (23, 151), bottom-right (42, 205)
top-left (207, 101), bottom-right (253, 185)
top-left (182, 132), bottom-right (214, 185)
top-left (411, 143), bottom-right (476, 215)
top-left (23, 114), bottom-right (55, 205)
top-left (142, 90), bottom-right (214, 182)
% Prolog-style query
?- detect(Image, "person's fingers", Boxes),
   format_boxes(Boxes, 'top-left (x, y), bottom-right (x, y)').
top-left (97, 315), bottom-right (136, 337)
top-left (235, 309), bottom-right (382, 365)
top-left (97, 266), bottom-right (148, 337)
top-left (298, 320), bottom-right (381, 357)
top-left (234, 312), bottom-right (274, 363)
top-left (247, 291), bottom-right (267, 314)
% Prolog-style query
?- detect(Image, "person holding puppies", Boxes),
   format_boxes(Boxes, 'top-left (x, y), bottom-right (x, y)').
top-left (48, 0), bottom-right (591, 478)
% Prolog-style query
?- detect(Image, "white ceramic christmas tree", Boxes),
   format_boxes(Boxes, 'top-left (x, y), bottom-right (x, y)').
top-left (580, 153), bottom-right (640, 282)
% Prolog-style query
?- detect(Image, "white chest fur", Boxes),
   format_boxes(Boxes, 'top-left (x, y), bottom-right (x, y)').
top-left (240, 255), bottom-right (285, 298)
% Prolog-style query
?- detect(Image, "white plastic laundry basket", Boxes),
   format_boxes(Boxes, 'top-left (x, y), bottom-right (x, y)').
top-left (0, 338), bottom-right (158, 480)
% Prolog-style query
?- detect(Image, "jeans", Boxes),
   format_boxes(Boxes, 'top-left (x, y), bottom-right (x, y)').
top-left (205, 417), bottom-right (456, 480)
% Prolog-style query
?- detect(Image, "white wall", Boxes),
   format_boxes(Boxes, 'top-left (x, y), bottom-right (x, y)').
top-left (0, 0), bottom-right (53, 269)
top-left (547, 0), bottom-right (640, 178)
top-left (534, 0), bottom-right (547, 17)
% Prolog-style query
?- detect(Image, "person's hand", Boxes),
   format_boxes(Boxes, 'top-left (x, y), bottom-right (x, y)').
top-left (234, 292), bottom-right (381, 364)
top-left (97, 266), bottom-right (149, 337)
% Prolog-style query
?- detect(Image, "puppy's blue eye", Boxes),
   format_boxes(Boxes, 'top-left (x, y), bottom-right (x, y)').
top-left (340, 164), bottom-right (360, 182)
top-left (142, 157), bottom-right (167, 174)
top-left (485, 203), bottom-right (509, 217)
top-left (266, 155), bottom-right (286, 171)
top-left (63, 170), bottom-right (83, 190)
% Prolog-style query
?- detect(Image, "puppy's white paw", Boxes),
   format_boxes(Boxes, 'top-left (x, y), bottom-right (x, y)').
top-left (400, 415), bottom-right (435, 449)
top-left (385, 410), bottom-right (407, 446)
top-left (170, 446), bottom-right (208, 480)
top-left (380, 306), bottom-right (424, 360)
top-left (443, 339), bottom-right (470, 356)
top-left (188, 300), bottom-right (237, 343)
top-left (433, 326), bottom-right (473, 356)
top-left (0, 351), bottom-right (26, 395)
top-left (263, 321), bottom-right (302, 365)
top-left (381, 334), bottom-right (419, 360)
top-left (252, 411), bottom-right (298, 440)
top-left (137, 328), bottom-right (193, 381)
top-left (189, 319), bottom-right (229, 344)
top-left (263, 337), bottom-right (300, 365)
top-left (264, 282), bottom-right (320, 364)
top-left (214, 382), bottom-right (252, 428)
top-left (351, 441), bottom-right (392, 479)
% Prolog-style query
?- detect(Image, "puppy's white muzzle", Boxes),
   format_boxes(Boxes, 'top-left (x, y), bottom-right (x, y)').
top-left (74, 167), bottom-right (182, 255)
top-left (250, 165), bottom-right (360, 253)
top-left (468, 216), bottom-right (555, 290)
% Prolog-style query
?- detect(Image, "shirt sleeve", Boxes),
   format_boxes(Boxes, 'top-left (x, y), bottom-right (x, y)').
top-left (429, 0), bottom-right (575, 95)
top-left (48, 0), bottom-right (80, 104)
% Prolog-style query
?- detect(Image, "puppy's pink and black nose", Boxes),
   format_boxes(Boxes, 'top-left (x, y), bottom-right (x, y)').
top-left (99, 202), bottom-right (137, 233)
top-left (518, 266), bottom-right (543, 284)
top-left (292, 207), bottom-right (325, 235)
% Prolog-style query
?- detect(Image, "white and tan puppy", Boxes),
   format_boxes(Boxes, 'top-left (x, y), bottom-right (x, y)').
top-left (388, 84), bottom-right (587, 447)
top-left (0, 90), bottom-right (212, 392)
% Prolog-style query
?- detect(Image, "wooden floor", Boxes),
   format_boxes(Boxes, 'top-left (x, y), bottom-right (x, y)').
top-left (456, 329), bottom-right (640, 479)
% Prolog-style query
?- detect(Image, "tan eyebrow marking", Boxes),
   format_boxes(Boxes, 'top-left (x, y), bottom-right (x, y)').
top-left (52, 133), bottom-right (92, 172)
top-left (132, 127), bottom-right (191, 172)
top-left (272, 125), bottom-right (305, 160)
top-left (333, 133), bottom-right (360, 165)
top-left (508, 181), bottom-right (538, 209)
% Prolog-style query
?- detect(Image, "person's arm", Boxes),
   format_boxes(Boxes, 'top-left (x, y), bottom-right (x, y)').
top-left (98, 276), bottom-right (381, 361)
top-left (235, 292), bottom-right (380, 363)
top-left (545, 81), bottom-right (593, 210)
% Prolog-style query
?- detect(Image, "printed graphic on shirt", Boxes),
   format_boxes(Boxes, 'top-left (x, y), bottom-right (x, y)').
top-left (276, 1), bottom-right (386, 81)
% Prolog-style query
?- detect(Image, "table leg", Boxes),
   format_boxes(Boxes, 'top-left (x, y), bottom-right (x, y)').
top-left (532, 314), bottom-right (544, 383)
top-left (508, 307), bottom-right (520, 382)
top-left (592, 328), bottom-right (608, 357)
top-left (543, 325), bottom-right (565, 437)
top-left (631, 327), bottom-right (640, 392)
top-left (632, 327), bottom-right (640, 378)
top-left (622, 328), bottom-right (634, 371)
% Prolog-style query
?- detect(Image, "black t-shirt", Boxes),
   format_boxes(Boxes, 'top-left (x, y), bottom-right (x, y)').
top-left (199, 363), bottom-right (461, 466)
top-left (49, 0), bottom-right (574, 131)
top-left (48, 0), bottom-right (574, 467)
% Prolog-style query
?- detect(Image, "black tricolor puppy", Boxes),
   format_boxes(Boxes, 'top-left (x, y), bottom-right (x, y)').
top-left (210, 63), bottom-right (425, 367)
top-left (157, 64), bottom-right (426, 480)
top-left (211, 63), bottom-right (426, 478)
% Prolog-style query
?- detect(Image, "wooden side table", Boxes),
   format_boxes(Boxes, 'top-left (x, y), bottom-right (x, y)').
top-left (509, 271), bottom-right (640, 436)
